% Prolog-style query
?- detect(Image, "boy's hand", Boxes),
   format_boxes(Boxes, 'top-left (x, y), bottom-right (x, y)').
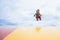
top-left (40, 14), bottom-right (42, 16)
top-left (34, 15), bottom-right (35, 17)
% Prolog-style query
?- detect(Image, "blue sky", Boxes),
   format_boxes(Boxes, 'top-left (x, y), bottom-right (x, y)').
top-left (0, 0), bottom-right (60, 26)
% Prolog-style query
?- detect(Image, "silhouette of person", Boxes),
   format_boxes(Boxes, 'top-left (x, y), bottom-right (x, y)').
top-left (34, 9), bottom-right (41, 21)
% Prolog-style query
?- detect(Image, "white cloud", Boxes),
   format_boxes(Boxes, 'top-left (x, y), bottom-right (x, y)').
top-left (0, 0), bottom-right (60, 26)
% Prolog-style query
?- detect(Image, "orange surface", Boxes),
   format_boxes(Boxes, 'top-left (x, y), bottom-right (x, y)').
top-left (3, 27), bottom-right (60, 40)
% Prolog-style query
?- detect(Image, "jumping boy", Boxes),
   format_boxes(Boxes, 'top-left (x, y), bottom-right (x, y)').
top-left (34, 9), bottom-right (41, 21)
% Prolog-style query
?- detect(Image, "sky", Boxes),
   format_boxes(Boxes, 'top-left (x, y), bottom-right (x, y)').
top-left (0, 0), bottom-right (60, 27)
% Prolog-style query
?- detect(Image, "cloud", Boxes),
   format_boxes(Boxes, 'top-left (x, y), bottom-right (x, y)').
top-left (0, 19), bottom-right (17, 26)
top-left (0, 0), bottom-right (60, 26)
top-left (56, 5), bottom-right (60, 11)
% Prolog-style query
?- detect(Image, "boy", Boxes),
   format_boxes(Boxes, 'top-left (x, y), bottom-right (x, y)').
top-left (34, 9), bottom-right (41, 21)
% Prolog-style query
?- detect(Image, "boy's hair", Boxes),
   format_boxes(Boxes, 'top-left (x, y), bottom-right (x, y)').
top-left (36, 9), bottom-right (40, 12)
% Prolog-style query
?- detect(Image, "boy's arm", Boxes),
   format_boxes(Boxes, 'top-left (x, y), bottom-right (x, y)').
top-left (39, 13), bottom-right (42, 16)
top-left (34, 14), bottom-right (35, 16)
top-left (34, 13), bottom-right (36, 16)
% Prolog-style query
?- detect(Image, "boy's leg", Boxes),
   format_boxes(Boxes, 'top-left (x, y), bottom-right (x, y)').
top-left (36, 18), bottom-right (38, 21)
top-left (36, 17), bottom-right (38, 21)
top-left (39, 16), bottom-right (41, 20)
top-left (40, 17), bottom-right (41, 20)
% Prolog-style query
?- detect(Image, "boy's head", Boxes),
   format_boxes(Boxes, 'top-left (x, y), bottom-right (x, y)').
top-left (36, 9), bottom-right (40, 12)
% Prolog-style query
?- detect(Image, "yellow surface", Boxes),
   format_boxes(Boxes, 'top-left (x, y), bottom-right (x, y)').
top-left (3, 27), bottom-right (60, 40)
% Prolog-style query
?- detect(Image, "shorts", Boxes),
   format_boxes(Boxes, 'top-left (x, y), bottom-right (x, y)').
top-left (36, 16), bottom-right (40, 18)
